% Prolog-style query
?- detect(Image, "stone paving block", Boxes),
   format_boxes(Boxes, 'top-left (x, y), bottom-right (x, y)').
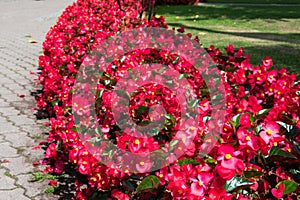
top-left (0, 88), bottom-right (15, 95)
top-left (0, 99), bottom-right (11, 107)
top-left (0, 124), bottom-right (20, 133)
top-left (5, 132), bottom-right (34, 147)
top-left (0, 168), bottom-right (16, 190)
top-left (0, 107), bottom-right (21, 116)
top-left (16, 174), bottom-right (43, 197)
top-left (1, 94), bottom-right (22, 103)
top-left (8, 115), bottom-right (36, 126)
top-left (0, 142), bottom-right (18, 158)
top-left (0, 188), bottom-right (30, 200)
top-left (1, 157), bottom-right (32, 175)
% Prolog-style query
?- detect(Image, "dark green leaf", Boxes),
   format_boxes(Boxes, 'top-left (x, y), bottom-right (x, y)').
top-left (224, 176), bottom-right (253, 193)
top-left (178, 159), bottom-right (200, 166)
top-left (277, 121), bottom-right (299, 138)
top-left (122, 180), bottom-right (135, 191)
top-left (137, 106), bottom-right (149, 111)
top-left (136, 175), bottom-right (160, 193)
top-left (97, 89), bottom-right (105, 98)
top-left (172, 56), bottom-right (180, 65)
top-left (188, 99), bottom-right (200, 108)
top-left (164, 114), bottom-right (175, 124)
top-left (267, 147), bottom-right (297, 159)
top-left (257, 109), bottom-right (271, 116)
top-left (255, 124), bottom-right (262, 134)
top-left (242, 171), bottom-right (263, 178)
top-left (293, 141), bottom-right (300, 155)
top-left (277, 180), bottom-right (298, 195)
top-left (289, 169), bottom-right (300, 175)
top-left (232, 113), bottom-right (242, 128)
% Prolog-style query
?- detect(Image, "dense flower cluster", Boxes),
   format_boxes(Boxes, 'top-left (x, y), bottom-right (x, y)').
top-left (36, 0), bottom-right (300, 199)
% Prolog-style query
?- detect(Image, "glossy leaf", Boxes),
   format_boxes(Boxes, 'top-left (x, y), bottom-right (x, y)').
top-left (136, 175), bottom-right (160, 193)
top-left (224, 176), bottom-right (253, 193)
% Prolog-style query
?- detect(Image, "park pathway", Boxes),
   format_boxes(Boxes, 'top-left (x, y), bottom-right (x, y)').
top-left (0, 0), bottom-right (74, 199)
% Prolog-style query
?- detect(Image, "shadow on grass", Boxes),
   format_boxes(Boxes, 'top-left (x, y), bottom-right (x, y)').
top-left (158, 5), bottom-right (300, 21)
top-left (244, 45), bottom-right (300, 74)
top-left (168, 23), bottom-right (300, 44)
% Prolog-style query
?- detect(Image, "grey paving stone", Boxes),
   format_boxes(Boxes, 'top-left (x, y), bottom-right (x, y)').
top-left (0, 188), bottom-right (30, 200)
top-left (0, 107), bottom-right (21, 116)
top-left (0, 168), bottom-right (16, 190)
top-left (7, 115), bottom-right (36, 126)
top-left (0, 124), bottom-right (20, 133)
top-left (1, 157), bottom-right (32, 175)
top-left (0, 142), bottom-right (18, 158)
top-left (5, 132), bottom-right (34, 147)
top-left (16, 174), bottom-right (43, 197)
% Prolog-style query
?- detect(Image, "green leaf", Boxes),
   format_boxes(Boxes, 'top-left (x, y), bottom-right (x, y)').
top-left (277, 180), bottom-right (298, 195)
top-left (257, 109), bottom-right (271, 116)
top-left (45, 186), bottom-right (55, 194)
top-left (188, 99), bottom-right (200, 108)
top-left (169, 139), bottom-right (179, 147)
top-left (277, 121), bottom-right (299, 138)
top-left (136, 106), bottom-right (149, 111)
top-left (224, 176), bottom-right (253, 193)
top-left (231, 113), bottom-right (242, 128)
top-left (178, 73), bottom-right (185, 80)
top-left (164, 114), bottom-right (175, 124)
top-left (255, 124), bottom-right (262, 134)
top-left (267, 147), bottom-right (297, 159)
top-left (293, 141), bottom-right (300, 155)
top-left (97, 89), bottom-right (105, 98)
top-left (289, 169), bottom-right (300, 175)
top-left (172, 56), bottom-right (180, 65)
top-left (204, 156), bottom-right (217, 164)
top-left (242, 171), bottom-right (263, 178)
top-left (178, 159), bottom-right (200, 166)
top-left (136, 175), bottom-right (160, 193)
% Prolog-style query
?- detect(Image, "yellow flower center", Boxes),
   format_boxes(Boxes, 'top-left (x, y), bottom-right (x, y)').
top-left (159, 174), bottom-right (163, 178)
top-left (178, 190), bottom-right (183, 195)
top-left (135, 139), bottom-right (140, 145)
top-left (246, 136), bottom-right (251, 141)
top-left (274, 142), bottom-right (278, 146)
top-left (140, 161), bottom-right (145, 166)
top-left (225, 154), bottom-right (232, 160)
top-left (198, 181), bottom-right (203, 186)
top-left (267, 129), bottom-right (273, 135)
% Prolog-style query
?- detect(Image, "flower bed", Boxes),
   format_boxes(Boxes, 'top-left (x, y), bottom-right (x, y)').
top-left (36, 0), bottom-right (300, 199)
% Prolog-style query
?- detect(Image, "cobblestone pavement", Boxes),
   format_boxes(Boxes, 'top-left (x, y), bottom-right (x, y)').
top-left (0, 0), bottom-right (74, 199)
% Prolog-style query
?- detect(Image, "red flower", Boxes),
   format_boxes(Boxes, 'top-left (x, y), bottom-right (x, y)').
top-left (217, 144), bottom-right (243, 170)
top-left (271, 183), bottom-right (285, 199)
top-left (262, 56), bottom-right (273, 69)
top-left (190, 172), bottom-right (213, 196)
top-left (49, 180), bottom-right (58, 187)
top-left (111, 189), bottom-right (130, 200)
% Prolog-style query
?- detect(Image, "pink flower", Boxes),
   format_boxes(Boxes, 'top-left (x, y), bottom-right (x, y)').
top-left (259, 121), bottom-right (280, 144)
top-left (190, 172), bottom-right (213, 196)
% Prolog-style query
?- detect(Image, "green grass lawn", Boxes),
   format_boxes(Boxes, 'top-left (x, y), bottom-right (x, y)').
top-left (156, 5), bottom-right (300, 74)
top-left (208, 0), bottom-right (300, 4)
